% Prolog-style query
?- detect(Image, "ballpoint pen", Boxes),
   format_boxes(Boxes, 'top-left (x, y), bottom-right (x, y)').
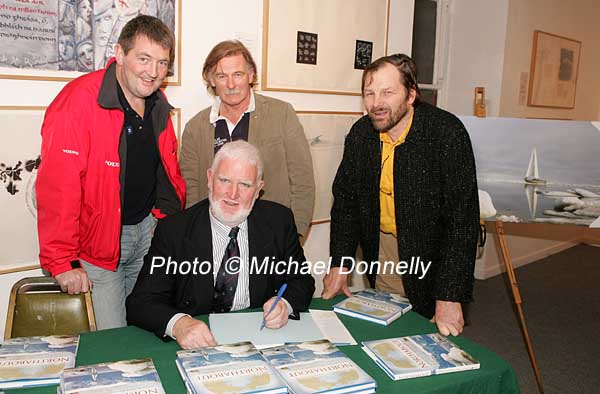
top-left (260, 283), bottom-right (288, 331)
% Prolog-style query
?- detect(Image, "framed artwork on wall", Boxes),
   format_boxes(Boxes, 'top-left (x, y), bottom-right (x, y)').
top-left (262, 0), bottom-right (389, 95)
top-left (0, 106), bottom-right (45, 274)
top-left (0, 0), bottom-right (182, 85)
top-left (528, 30), bottom-right (581, 109)
top-left (171, 107), bottom-right (181, 156)
top-left (297, 111), bottom-right (363, 223)
top-left (0, 105), bottom-right (181, 274)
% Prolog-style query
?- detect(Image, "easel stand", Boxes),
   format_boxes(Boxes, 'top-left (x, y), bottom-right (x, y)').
top-left (494, 221), bottom-right (544, 394)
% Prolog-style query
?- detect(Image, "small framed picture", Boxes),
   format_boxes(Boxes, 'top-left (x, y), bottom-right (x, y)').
top-left (528, 30), bottom-right (581, 109)
top-left (296, 31), bottom-right (318, 65)
top-left (354, 40), bottom-right (373, 70)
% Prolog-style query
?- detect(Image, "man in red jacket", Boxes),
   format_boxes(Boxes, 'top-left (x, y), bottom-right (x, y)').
top-left (36, 15), bottom-right (186, 329)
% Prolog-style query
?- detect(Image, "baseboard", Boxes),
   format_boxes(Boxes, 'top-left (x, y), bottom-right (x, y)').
top-left (475, 239), bottom-right (579, 279)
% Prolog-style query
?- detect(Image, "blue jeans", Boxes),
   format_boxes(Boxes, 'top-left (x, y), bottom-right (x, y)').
top-left (82, 214), bottom-right (157, 330)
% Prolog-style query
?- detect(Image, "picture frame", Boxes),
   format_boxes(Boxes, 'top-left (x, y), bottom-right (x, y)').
top-left (171, 107), bottom-right (181, 156)
top-left (262, 0), bottom-right (389, 96)
top-left (527, 30), bottom-right (581, 109)
top-left (297, 111), bottom-right (363, 223)
top-left (0, 105), bottom-right (181, 274)
top-left (0, 106), bottom-right (45, 273)
top-left (354, 40), bottom-right (373, 70)
top-left (0, 0), bottom-right (182, 85)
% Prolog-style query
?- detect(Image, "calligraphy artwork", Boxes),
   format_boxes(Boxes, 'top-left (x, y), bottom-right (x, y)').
top-left (0, 0), bottom-right (180, 83)
top-left (0, 156), bottom-right (40, 195)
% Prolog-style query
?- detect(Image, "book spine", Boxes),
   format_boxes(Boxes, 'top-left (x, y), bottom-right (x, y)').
top-left (333, 307), bottom-right (388, 325)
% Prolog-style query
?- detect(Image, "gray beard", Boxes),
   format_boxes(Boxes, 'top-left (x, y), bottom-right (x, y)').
top-left (208, 192), bottom-right (255, 227)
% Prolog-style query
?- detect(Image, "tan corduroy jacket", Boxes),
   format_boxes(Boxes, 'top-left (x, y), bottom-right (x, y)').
top-left (179, 93), bottom-right (315, 237)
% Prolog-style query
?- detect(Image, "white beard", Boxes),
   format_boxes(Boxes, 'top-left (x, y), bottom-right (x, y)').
top-left (208, 192), bottom-right (256, 227)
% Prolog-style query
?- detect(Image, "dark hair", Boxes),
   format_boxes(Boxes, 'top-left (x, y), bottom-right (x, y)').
top-left (361, 53), bottom-right (421, 103)
top-left (118, 15), bottom-right (175, 65)
top-left (202, 40), bottom-right (258, 95)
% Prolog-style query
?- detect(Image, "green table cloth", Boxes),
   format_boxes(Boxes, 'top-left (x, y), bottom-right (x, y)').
top-left (8, 296), bottom-right (519, 393)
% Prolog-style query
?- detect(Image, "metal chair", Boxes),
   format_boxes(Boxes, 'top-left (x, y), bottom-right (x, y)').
top-left (4, 276), bottom-right (96, 339)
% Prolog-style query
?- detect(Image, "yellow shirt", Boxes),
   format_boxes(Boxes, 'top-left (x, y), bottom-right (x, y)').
top-left (380, 113), bottom-right (414, 236)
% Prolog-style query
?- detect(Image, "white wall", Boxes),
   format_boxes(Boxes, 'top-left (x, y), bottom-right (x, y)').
top-left (0, 0), bottom-right (415, 337)
top-left (443, 0), bottom-right (509, 116)
top-left (499, 0), bottom-right (600, 121)
top-left (388, 0), bottom-right (415, 56)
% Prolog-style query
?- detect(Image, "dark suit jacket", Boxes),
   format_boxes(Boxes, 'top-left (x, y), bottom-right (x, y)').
top-left (126, 199), bottom-right (315, 338)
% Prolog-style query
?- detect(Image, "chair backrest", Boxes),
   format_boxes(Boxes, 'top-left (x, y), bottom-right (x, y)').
top-left (4, 276), bottom-right (96, 339)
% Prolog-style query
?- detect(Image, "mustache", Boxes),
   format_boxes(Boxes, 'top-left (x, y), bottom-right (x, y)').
top-left (369, 106), bottom-right (390, 114)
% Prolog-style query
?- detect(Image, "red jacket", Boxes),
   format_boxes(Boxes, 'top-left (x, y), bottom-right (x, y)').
top-left (37, 59), bottom-right (186, 276)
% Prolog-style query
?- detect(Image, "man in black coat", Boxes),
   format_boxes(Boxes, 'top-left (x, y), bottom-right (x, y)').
top-left (322, 54), bottom-right (479, 337)
top-left (127, 141), bottom-right (315, 349)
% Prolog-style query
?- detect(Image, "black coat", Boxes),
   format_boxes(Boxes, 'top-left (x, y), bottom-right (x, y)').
top-left (330, 102), bottom-right (479, 318)
top-left (126, 199), bottom-right (315, 338)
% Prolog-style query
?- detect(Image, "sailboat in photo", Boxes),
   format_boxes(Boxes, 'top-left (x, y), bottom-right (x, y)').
top-left (524, 148), bottom-right (547, 185)
top-left (524, 185), bottom-right (539, 218)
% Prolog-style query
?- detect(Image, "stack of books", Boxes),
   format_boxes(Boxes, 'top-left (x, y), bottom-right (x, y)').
top-left (362, 333), bottom-right (480, 380)
top-left (333, 289), bottom-right (412, 325)
top-left (0, 335), bottom-right (79, 389)
top-left (59, 358), bottom-right (165, 393)
top-left (262, 339), bottom-right (376, 394)
top-left (176, 341), bottom-right (288, 394)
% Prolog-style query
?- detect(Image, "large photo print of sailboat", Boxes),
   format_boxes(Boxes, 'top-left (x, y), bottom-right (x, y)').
top-left (460, 116), bottom-right (600, 227)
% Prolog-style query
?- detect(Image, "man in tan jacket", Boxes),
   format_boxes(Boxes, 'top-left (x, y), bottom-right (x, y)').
top-left (180, 40), bottom-right (315, 238)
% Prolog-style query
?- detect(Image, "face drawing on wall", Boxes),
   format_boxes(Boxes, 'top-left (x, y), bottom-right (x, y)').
top-left (77, 40), bottom-right (94, 71)
top-left (59, 0), bottom-right (76, 35)
top-left (75, 0), bottom-right (93, 43)
top-left (115, 0), bottom-right (147, 17)
top-left (59, 34), bottom-right (76, 61)
top-left (58, 33), bottom-right (77, 70)
top-left (103, 0), bottom-right (147, 64)
top-left (78, 0), bottom-right (93, 20)
top-left (93, 0), bottom-right (117, 69)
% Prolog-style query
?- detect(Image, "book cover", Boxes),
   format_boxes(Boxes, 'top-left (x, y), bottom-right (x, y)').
top-left (0, 335), bottom-right (79, 389)
top-left (362, 333), bottom-right (480, 380)
top-left (262, 339), bottom-right (376, 394)
top-left (333, 288), bottom-right (412, 325)
top-left (60, 358), bottom-right (165, 394)
top-left (176, 341), bottom-right (287, 394)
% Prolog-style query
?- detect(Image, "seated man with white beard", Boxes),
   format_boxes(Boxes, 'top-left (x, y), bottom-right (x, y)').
top-left (126, 141), bottom-right (315, 349)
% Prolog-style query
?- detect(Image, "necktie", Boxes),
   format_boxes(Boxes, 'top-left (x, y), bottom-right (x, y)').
top-left (213, 227), bottom-right (241, 312)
